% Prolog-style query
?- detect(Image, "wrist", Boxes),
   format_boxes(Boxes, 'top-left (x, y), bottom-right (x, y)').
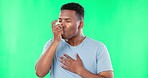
top-left (53, 39), bottom-right (60, 43)
top-left (52, 40), bottom-right (60, 46)
top-left (77, 67), bottom-right (85, 76)
top-left (53, 38), bottom-right (61, 43)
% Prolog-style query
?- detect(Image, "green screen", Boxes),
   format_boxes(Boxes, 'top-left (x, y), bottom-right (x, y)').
top-left (0, 0), bottom-right (148, 78)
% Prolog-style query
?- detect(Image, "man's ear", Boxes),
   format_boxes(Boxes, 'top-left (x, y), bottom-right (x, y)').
top-left (78, 21), bottom-right (84, 29)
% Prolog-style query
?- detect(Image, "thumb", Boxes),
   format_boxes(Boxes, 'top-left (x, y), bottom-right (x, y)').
top-left (52, 20), bottom-right (57, 28)
top-left (76, 53), bottom-right (81, 60)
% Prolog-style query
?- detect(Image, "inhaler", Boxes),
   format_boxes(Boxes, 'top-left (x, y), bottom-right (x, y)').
top-left (55, 21), bottom-right (61, 26)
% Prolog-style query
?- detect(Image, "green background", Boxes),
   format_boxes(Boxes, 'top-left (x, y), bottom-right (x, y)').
top-left (0, 0), bottom-right (148, 78)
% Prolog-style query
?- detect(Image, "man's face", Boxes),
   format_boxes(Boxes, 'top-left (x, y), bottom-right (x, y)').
top-left (58, 10), bottom-right (81, 39)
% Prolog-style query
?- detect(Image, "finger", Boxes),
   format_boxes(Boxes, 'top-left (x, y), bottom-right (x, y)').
top-left (64, 54), bottom-right (73, 61)
top-left (51, 20), bottom-right (57, 28)
top-left (52, 26), bottom-right (62, 33)
top-left (60, 59), bottom-right (67, 65)
top-left (60, 56), bottom-right (65, 60)
top-left (60, 56), bottom-right (68, 61)
top-left (76, 53), bottom-right (81, 60)
top-left (60, 55), bottom-right (71, 64)
top-left (57, 25), bottom-right (61, 29)
top-left (59, 24), bottom-right (63, 28)
top-left (60, 64), bottom-right (68, 70)
top-left (60, 59), bottom-right (70, 67)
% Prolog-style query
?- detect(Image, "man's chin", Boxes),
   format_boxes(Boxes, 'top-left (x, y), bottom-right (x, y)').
top-left (61, 35), bottom-right (66, 39)
top-left (61, 35), bottom-right (69, 39)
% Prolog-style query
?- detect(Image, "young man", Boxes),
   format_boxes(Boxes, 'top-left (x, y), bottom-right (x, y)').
top-left (35, 2), bottom-right (114, 78)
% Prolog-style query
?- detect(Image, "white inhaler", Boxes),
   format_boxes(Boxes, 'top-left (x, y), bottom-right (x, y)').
top-left (55, 21), bottom-right (61, 26)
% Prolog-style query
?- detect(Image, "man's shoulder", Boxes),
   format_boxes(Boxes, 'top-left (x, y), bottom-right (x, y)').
top-left (86, 37), bottom-right (105, 47)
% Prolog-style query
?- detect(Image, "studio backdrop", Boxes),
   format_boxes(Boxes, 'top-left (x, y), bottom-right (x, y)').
top-left (0, 0), bottom-right (148, 78)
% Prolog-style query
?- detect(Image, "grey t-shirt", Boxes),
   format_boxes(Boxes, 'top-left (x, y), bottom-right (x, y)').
top-left (42, 37), bottom-right (113, 78)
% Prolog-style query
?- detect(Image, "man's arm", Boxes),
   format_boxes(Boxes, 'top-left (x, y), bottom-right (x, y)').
top-left (35, 20), bottom-right (63, 77)
top-left (35, 41), bottom-right (59, 77)
top-left (60, 54), bottom-right (114, 78)
top-left (78, 68), bottom-right (113, 78)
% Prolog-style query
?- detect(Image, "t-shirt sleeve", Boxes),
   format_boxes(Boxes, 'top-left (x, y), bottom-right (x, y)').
top-left (96, 44), bottom-right (113, 74)
top-left (41, 39), bottom-right (52, 55)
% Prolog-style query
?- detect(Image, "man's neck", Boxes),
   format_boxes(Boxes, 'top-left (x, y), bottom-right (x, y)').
top-left (65, 34), bottom-right (85, 46)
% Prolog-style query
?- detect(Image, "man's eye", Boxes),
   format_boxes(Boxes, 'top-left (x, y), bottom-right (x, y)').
top-left (66, 21), bottom-right (71, 23)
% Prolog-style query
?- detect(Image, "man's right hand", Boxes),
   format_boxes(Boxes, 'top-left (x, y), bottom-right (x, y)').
top-left (36, 21), bottom-right (62, 77)
top-left (52, 20), bottom-right (63, 42)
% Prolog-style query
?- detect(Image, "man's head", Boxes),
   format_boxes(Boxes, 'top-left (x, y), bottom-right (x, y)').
top-left (61, 2), bottom-right (84, 20)
top-left (58, 2), bottom-right (85, 39)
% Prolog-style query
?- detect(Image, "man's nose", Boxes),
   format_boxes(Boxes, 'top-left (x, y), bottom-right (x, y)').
top-left (60, 22), bottom-right (66, 28)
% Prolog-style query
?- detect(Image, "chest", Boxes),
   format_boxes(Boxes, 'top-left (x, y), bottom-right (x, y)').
top-left (55, 44), bottom-right (98, 74)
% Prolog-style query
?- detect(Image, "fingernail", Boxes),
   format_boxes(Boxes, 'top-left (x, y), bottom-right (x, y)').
top-left (60, 56), bottom-right (62, 58)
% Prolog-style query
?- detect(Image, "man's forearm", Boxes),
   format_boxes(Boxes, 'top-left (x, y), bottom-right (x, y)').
top-left (78, 68), bottom-right (107, 78)
top-left (35, 41), bottom-right (59, 77)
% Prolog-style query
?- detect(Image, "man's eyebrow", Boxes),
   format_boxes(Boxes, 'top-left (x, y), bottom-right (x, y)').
top-left (58, 18), bottom-right (72, 20)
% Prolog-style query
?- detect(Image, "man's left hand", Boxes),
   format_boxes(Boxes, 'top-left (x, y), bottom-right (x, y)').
top-left (60, 53), bottom-right (84, 74)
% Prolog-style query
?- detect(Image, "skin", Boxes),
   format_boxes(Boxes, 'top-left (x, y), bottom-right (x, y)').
top-left (35, 10), bottom-right (114, 78)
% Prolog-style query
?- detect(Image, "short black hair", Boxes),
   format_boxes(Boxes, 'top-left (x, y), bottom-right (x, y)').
top-left (61, 2), bottom-right (84, 20)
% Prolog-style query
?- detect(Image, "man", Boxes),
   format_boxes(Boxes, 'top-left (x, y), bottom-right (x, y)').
top-left (35, 2), bottom-right (114, 78)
